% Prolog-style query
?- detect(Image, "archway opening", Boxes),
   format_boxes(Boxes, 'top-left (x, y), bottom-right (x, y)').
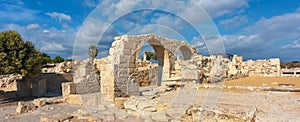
top-left (128, 39), bottom-right (166, 90)
top-left (179, 46), bottom-right (192, 60)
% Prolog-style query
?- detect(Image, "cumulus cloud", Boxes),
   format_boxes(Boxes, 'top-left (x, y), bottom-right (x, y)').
top-left (243, 12), bottom-right (300, 41)
top-left (222, 9), bottom-right (300, 61)
top-left (46, 12), bottom-right (72, 22)
top-left (40, 42), bottom-right (66, 52)
top-left (0, 23), bottom-right (76, 58)
top-left (219, 15), bottom-right (248, 29)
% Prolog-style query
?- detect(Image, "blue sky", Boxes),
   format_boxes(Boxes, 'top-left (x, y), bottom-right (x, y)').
top-left (0, 0), bottom-right (300, 61)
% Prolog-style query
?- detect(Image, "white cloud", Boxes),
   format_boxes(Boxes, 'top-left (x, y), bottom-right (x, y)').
top-left (0, 4), bottom-right (39, 22)
top-left (84, 0), bottom-right (100, 7)
top-left (0, 23), bottom-right (76, 58)
top-left (244, 12), bottom-right (300, 41)
top-left (282, 39), bottom-right (300, 49)
top-left (46, 12), bottom-right (72, 22)
top-left (113, 0), bottom-right (141, 16)
top-left (194, 0), bottom-right (249, 18)
top-left (27, 23), bottom-right (40, 29)
top-left (191, 36), bottom-right (204, 48)
top-left (151, 14), bottom-right (186, 31)
top-left (219, 7), bottom-right (300, 60)
top-left (221, 10), bottom-right (300, 60)
top-left (219, 15), bottom-right (248, 28)
top-left (40, 42), bottom-right (66, 52)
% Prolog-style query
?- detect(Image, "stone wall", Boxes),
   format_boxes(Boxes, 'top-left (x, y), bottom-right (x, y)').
top-left (94, 57), bottom-right (115, 102)
top-left (242, 58), bottom-right (281, 77)
top-left (171, 54), bottom-right (281, 83)
top-left (130, 60), bottom-right (158, 87)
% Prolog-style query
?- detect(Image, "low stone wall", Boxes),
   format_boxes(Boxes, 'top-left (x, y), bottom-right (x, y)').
top-left (242, 58), bottom-right (281, 77)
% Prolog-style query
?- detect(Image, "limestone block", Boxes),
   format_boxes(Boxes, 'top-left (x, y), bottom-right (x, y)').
top-left (109, 48), bottom-right (115, 55)
top-left (62, 82), bottom-right (76, 96)
top-left (16, 101), bottom-right (26, 114)
top-left (270, 58), bottom-right (280, 65)
top-left (123, 42), bottom-right (133, 49)
top-left (137, 99), bottom-right (157, 112)
top-left (64, 94), bottom-right (82, 105)
top-left (115, 97), bottom-right (128, 109)
top-left (32, 98), bottom-right (46, 108)
top-left (124, 97), bottom-right (139, 111)
top-left (114, 36), bottom-right (122, 41)
top-left (74, 81), bottom-right (100, 94)
top-left (16, 101), bottom-right (37, 114)
top-left (151, 110), bottom-right (169, 122)
top-left (40, 114), bottom-right (74, 122)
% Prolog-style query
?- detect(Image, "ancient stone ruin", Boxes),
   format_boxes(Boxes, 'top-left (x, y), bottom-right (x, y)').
top-left (1, 34), bottom-right (299, 121)
top-left (60, 34), bottom-right (282, 104)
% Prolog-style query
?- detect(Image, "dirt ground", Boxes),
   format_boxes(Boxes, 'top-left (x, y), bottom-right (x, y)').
top-left (1, 76), bottom-right (300, 121)
top-left (224, 76), bottom-right (300, 88)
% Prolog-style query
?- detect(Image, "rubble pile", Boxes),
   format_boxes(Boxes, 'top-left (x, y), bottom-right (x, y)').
top-left (0, 73), bottom-right (22, 91)
top-left (42, 61), bottom-right (72, 74)
top-left (130, 60), bottom-right (158, 87)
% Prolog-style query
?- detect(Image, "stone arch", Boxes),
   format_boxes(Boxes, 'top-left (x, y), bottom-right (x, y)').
top-left (129, 36), bottom-right (173, 86)
top-left (103, 34), bottom-right (198, 101)
top-left (174, 42), bottom-right (194, 61)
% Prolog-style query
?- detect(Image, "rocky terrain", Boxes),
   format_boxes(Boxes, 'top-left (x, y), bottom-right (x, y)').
top-left (1, 83), bottom-right (300, 122)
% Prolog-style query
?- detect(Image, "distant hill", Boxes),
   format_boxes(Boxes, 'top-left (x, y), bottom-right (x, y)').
top-left (281, 61), bottom-right (300, 68)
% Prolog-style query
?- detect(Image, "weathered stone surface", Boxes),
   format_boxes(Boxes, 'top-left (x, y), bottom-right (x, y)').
top-left (32, 98), bottom-right (46, 108)
top-left (64, 94), bottom-right (82, 105)
top-left (40, 114), bottom-right (74, 122)
top-left (62, 82), bottom-right (76, 96)
top-left (16, 101), bottom-right (37, 114)
top-left (42, 61), bottom-right (72, 74)
top-left (141, 90), bottom-right (158, 96)
top-left (16, 102), bottom-right (26, 114)
top-left (99, 34), bottom-right (198, 100)
top-left (151, 110), bottom-right (169, 122)
top-left (115, 97), bottom-right (128, 109)
top-left (0, 74), bottom-right (21, 91)
top-left (124, 97), bottom-right (139, 111)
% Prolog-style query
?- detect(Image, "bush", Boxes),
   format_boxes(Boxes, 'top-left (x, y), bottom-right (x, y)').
top-left (41, 53), bottom-right (52, 64)
top-left (0, 30), bottom-right (42, 76)
top-left (52, 56), bottom-right (64, 63)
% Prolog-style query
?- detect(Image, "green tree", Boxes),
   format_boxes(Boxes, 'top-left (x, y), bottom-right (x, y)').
top-left (88, 45), bottom-right (98, 58)
top-left (144, 51), bottom-right (157, 60)
top-left (0, 30), bottom-right (42, 76)
top-left (41, 53), bottom-right (52, 64)
top-left (52, 56), bottom-right (64, 63)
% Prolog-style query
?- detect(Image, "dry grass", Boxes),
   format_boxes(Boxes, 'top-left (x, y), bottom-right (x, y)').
top-left (224, 76), bottom-right (300, 88)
